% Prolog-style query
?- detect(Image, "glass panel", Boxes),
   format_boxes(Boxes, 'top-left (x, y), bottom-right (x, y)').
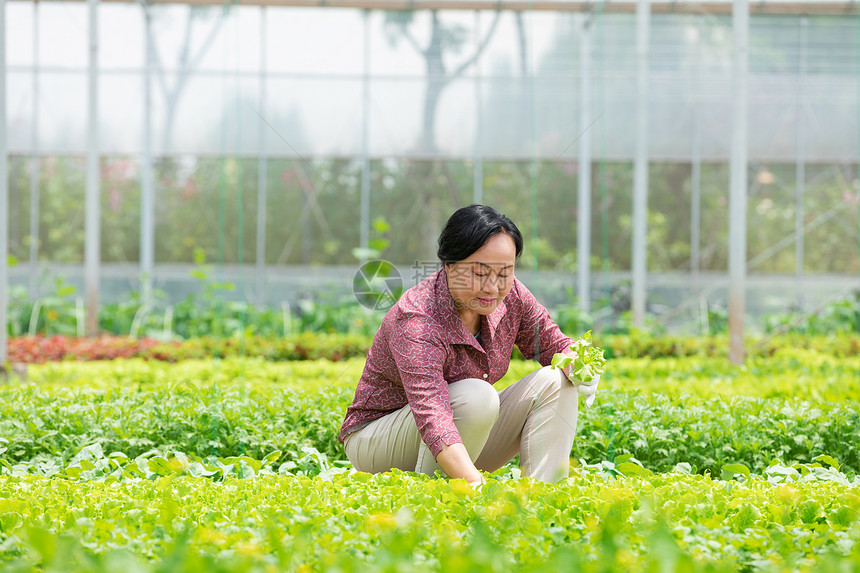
top-left (100, 4), bottom-right (144, 70)
top-left (192, 6), bottom-right (262, 73)
top-left (699, 163), bottom-right (730, 271)
top-left (100, 74), bottom-right (144, 155)
top-left (803, 164), bottom-right (859, 273)
top-left (648, 162), bottom-right (696, 272)
top-left (368, 10), bottom-right (434, 77)
top-left (748, 76), bottom-right (798, 161)
top-left (38, 156), bottom-right (86, 264)
top-left (807, 16), bottom-right (856, 75)
top-left (101, 156), bottom-right (141, 264)
top-left (477, 11), bottom-right (530, 79)
top-left (7, 156), bottom-right (33, 263)
top-left (265, 77), bottom-right (362, 157)
top-left (154, 156), bottom-right (260, 265)
top-left (6, 71), bottom-right (33, 153)
top-left (262, 158), bottom-right (361, 266)
top-left (368, 158), bottom-right (472, 266)
top-left (39, 73), bottom-right (88, 154)
top-left (804, 83), bottom-right (858, 162)
top-left (8, 2), bottom-right (34, 67)
top-left (267, 7), bottom-right (363, 75)
top-left (39, 3), bottom-right (87, 69)
top-left (156, 73), bottom-right (261, 155)
top-left (750, 15), bottom-right (802, 74)
top-left (746, 162), bottom-right (796, 272)
top-left (368, 78), bottom-right (423, 157)
top-left (147, 5), bottom-right (238, 72)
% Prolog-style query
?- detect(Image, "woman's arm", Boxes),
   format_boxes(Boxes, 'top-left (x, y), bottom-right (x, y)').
top-left (512, 279), bottom-right (576, 367)
top-left (436, 442), bottom-right (485, 485)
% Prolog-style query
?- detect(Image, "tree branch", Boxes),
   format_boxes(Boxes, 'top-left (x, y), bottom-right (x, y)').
top-left (142, 5), bottom-right (170, 103)
top-left (401, 24), bottom-right (427, 57)
top-left (451, 10), bottom-right (502, 81)
top-left (188, 10), bottom-right (225, 72)
top-left (515, 12), bottom-right (528, 77)
top-left (178, 9), bottom-right (194, 70)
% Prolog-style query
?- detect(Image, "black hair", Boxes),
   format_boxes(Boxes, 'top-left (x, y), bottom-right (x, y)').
top-left (437, 204), bottom-right (524, 265)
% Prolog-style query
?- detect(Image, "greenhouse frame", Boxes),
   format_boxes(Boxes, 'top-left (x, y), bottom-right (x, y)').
top-left (1, 0), bottom-right (859, 364)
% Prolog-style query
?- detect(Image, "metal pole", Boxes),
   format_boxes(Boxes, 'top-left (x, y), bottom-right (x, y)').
top-left (729, 0), bottom-right (749, 364)
top-left (691, 14), bottom-right (702, 288)
top-left (141, 3), bottom-right (154, 307)
top-left (256, 6), bottom-right (267, 303)
top-left (85, 0), bottom-right (100, 336)
top-left (577, 12), bottom-right (592, 313)
top-left (631, 0), bottom-right (650, 327)
top-left (1, 0), bottom-right (8, 364)
top-left (359, 9), bottom-right (370, 261)
top-left (795, 16), bottom-right (807, 309)
top-left (29, 0), bottom-right (39, 296)
top-left (473, 10), bottom-right (483, 205)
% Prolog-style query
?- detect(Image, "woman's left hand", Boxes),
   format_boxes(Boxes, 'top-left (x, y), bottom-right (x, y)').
top-left (559, 348), bottom-right (601, 407)
top-left (572, 373), bottom-right (600, 407)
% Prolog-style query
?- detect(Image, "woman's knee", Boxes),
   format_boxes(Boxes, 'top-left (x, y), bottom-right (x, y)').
top-left (449, 378), bottom-right (500, 427)
top-left (532, 366), bottom-right (577, 403)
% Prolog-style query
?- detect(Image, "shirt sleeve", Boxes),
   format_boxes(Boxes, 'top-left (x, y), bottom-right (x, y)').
top-left (513, 280), bottom-right (574, 367)
top-left (389, 315), bottom-right (462, 458)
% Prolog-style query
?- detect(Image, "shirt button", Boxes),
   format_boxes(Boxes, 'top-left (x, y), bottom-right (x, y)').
top-left (483, 373), bottom-right (488, 379)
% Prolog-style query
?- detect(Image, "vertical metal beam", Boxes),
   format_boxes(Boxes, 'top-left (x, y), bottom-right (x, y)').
top-left (85, 0), bottom-right (100, 336)
top-left (256, 6), bottom-right (267, 303)
top-left (359, 9), bottom-right (370, 261)
top-left (631, 0), bottom-right (650, 327)
top-left (691, 14), bottom-right (702, 288)
top-left (141, 3), bottom-right (154, 307)
top-left (29, 0), bottom-right (39, 296)
top-left (729, 0), bottom-right (749, 364)
top-left (795, 16), bottom-right (807, 308)
top-left (577, 12), bottom-right (592, 313)
top-left (0, 0), bottom-right (8, 364)
top-left (473, 10), bottom-right (483, 205)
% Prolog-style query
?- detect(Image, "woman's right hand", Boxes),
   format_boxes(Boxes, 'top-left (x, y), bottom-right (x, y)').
top-left (436, 442), bottom-right (484, 484)
top-left (468, 477), bottom-right (487, 491)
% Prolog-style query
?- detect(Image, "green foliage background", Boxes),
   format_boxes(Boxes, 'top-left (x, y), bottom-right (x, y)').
top-left (7, 156), bottom-right (859, 273)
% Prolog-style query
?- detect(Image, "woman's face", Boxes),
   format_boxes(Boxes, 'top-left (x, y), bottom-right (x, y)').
top-left (445, 232), bottom-right (517, 322)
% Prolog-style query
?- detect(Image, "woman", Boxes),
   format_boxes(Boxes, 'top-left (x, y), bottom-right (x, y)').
top-left (338, 204), bottom-right (599, 484)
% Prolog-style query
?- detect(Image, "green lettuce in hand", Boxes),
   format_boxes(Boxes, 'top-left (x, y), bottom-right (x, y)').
top-left (550, 330), bottom-right (607, 385)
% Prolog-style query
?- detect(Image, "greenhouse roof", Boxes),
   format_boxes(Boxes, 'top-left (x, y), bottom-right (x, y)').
top-left (19, 0), bottom-right (860, 14)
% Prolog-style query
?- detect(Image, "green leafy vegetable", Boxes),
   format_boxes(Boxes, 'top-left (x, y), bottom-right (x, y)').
top-left (550, 330), bottom-right (607, 384)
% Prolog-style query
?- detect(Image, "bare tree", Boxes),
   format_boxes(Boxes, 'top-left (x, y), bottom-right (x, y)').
top-left (384, 10), bottom-right (502, 258)
top-left (385, 10), bottom-right (502, 153)
top-left (145, 6), bottom-right (224, 153)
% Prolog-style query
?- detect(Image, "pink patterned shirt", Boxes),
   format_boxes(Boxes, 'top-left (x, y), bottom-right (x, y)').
top-left (338, 268), bottom-right (573, 458)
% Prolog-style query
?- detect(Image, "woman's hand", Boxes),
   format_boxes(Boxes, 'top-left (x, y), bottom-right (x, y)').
top-left (562, 352), bottom-right (601, 407)
top-left (559, 348), bottom-right (577, 380)
top-left (436, 442), bottom-right (484, 484)
top-left (555, 337), bottom-right (604, 407)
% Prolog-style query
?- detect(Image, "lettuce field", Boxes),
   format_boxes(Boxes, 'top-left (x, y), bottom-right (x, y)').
top-left (1, 338), bottom-right (860, 571)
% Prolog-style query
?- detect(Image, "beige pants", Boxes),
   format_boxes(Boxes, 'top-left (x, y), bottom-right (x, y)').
top-left (343, 366), bottom-right (579, 483)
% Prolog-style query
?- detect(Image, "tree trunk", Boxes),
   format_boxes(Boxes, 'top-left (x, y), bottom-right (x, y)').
top-left (420, 13), bottom-right (447, 154)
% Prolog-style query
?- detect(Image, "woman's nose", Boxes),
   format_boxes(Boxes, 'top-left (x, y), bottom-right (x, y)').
top-left (481, 274), bottom-right (500, 293)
